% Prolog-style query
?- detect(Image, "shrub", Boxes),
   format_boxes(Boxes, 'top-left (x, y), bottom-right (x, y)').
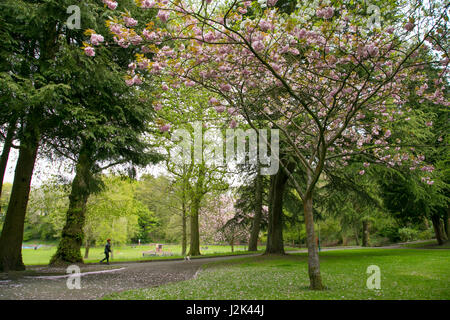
top-left (398, 227), bottom-right (420, 242)
top-left (418, 228), bottom-right (434, 240)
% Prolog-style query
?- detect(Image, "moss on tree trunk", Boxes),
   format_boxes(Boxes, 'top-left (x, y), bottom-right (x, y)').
top-left (50, 146), bottom-right (93, 266)
top-left (0, 119), bottom-right (17, 213)
top-left (0, 121), bottom-right (39, 272)
top-left (188, 199), bottom-right (201, 256)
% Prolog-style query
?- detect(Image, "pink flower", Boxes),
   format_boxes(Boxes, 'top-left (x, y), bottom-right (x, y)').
top-left (363, 162), bottom-right (370, 168)
top-left (185, 80), bottom-right (196, 87)
top-left (365, 44), bottom-right (379, 57)
top-left (110, 23), bottom-right (122, 35)
top-left (159, 124), bottom-right (171, 132)
top-left (130, 35), bottom-right (142, 45)
top-left (90, 33), bottom-right (104, 46)
top-left (104, 0), bottom-right (118, 10)
top-left (259, 20), bottom-right (272, 32)
top-left (317, 7), bottom-right (334, 19)
top-left (204, 31), bottom-right (215, 42)
top-left (125, 78), bottom-right (134, 86)
top-left (227, 107), bottom-right (236, 115)
top-left (252, 40), bottom-right (265, 52)
top-left (384, 129), bottom-right (391, 138)
top-left (267, 0), bottom-right (278, 7)
top-left (132, 75), bottom-right (142, 85)
top-left (214, 105), bottom-right (226, 113)
top-left (117, 38), bottom-right (130, 48)
top-left (209, 97), bottom-right (219, 105)
top-left (359, 170), bottom-right (365, 175)
top-left (404, 22), bottom-right (414, 32)
top-left (143, 30), bottom-right (157, 41)
top-left (161, 83), bottom-right (169, 91)
top-left (229, 119), bottom-right (237, 129)
top-left (298, 28), bottom-right (307, 38)
top-left (425, 121), bottom-right (433, 127)
top-left (84, 46), bottom-right (95, 57)
top-left (220, 83), bottom-right (232, 92)
top-left (157, 10), bottom-right (170, 23)
top-left (123, 16), bottom-right (138, 27)
top-left (141, 0), bottom-right (155, 8)
top-left (238, 7), bottom-right (247, 15)
top-left (154, 103), bottom-right (163, 111)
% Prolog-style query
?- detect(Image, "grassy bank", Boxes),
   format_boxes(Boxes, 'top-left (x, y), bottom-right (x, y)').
top-left (104, 248), bottom-right (450, 300)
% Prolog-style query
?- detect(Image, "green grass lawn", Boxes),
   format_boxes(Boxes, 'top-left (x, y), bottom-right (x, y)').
top-left (21, 243), bottom-right (259, 265)
top-left (104, 248), bottom-right (450, 300)
top-left (401, 240), bottom-right (450, 249)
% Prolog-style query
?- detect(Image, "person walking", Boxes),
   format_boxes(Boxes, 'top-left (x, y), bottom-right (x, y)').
top-left (100, 239), bottom-right (112, 264)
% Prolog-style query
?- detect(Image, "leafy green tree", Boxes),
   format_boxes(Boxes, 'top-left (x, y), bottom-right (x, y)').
top-left (82, 175), bottom-right (154, 258)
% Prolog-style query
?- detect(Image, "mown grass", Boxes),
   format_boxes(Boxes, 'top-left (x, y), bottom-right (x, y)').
top-left (401, 240), bottom-right (450, 249)
top-left (21, 243), bottom-right (261, 265)
top-left (104, 248), bottom-right (450, 300)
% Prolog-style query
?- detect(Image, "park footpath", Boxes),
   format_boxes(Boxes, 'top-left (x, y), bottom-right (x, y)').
top-left (0, 242), bottom-right (430, 300)
top-left (0, 254), bottom-right (259, 300)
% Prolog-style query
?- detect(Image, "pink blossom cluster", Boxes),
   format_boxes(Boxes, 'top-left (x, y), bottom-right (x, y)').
top-left (316, 7), bottom-right (334, 19)
top-left (86, 0), bottom-right (447, 183)
top-left (103, 0), bottom-right (117, 10)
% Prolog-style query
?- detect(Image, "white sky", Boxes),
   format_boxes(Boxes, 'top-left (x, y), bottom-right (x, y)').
top-left (2, 145), bottom-right (168, 187)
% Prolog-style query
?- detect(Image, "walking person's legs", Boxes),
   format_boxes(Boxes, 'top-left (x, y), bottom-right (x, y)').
top-left (100, 252), bottom-right (109, 264)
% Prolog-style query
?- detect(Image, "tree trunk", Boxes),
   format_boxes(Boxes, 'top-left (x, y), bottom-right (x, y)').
top-left (265, 166), bottom-right (289, 255)
top-left (446, 206), bottom-right (449, 240)
top-left (188, 198), bottom-right (201, 256)
top-left (181, 197), bottom-right (187, 256)
top-left (354, 226), bottom-right (360, 246)
top-left (431, 214), bottom-right (445, 246)
top-left (303, 191), bottom-right (324, 290)
top-left (362, 220), bottom-right (370, 247)
top-left (249, 170), bottom-right (263, 252)
top-left (0, 119), bottom-right (17, 214)
top-left (0, 122), bottom-right (40, 272)
top-left (84, 238), bottom-right (91, 259)
top-left (50, 146), bottom-right (93, 265)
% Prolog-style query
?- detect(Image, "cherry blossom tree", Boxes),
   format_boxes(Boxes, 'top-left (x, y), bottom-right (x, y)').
top-left (88, 0), bottom-right (448, 289)
top-left (200, 193), bottom-right (250, 251)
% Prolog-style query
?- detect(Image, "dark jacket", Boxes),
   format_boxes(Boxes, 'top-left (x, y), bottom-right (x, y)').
top-left (104, 242), bottom-right (111, 254)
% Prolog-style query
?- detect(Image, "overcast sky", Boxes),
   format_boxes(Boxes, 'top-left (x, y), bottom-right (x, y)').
top-left (2, 145), bottom-right (168, 187)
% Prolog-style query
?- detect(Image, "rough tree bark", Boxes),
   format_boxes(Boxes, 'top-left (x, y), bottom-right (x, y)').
top-left (188, 198), bottom-right (201, 256)
top-left (50, 145), bottom-right (94, 265)
top-left (265, 164), bottom-right (290, 255)
top-left (181, 187), bottom-right (187, 256)
top-left (431, 214), bottom-right (446, 246)
top-left (446, 206), bottom-right (449, 240)
top-left (248, 170), bottom-right (263, 252)
top-left (0, 121), bottom-right (39, 272)
top-left (187, 164), bottom-right (206, 257)
top-left (0, 119), bottom-right (17, 213)
top-left (84, 238), bottom-right (93, 259)
top-left (303, 190), bottom-right (323, 290)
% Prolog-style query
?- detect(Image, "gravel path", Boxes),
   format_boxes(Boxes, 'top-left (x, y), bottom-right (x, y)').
top-left (0, 255), bottom-right (258, 300)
